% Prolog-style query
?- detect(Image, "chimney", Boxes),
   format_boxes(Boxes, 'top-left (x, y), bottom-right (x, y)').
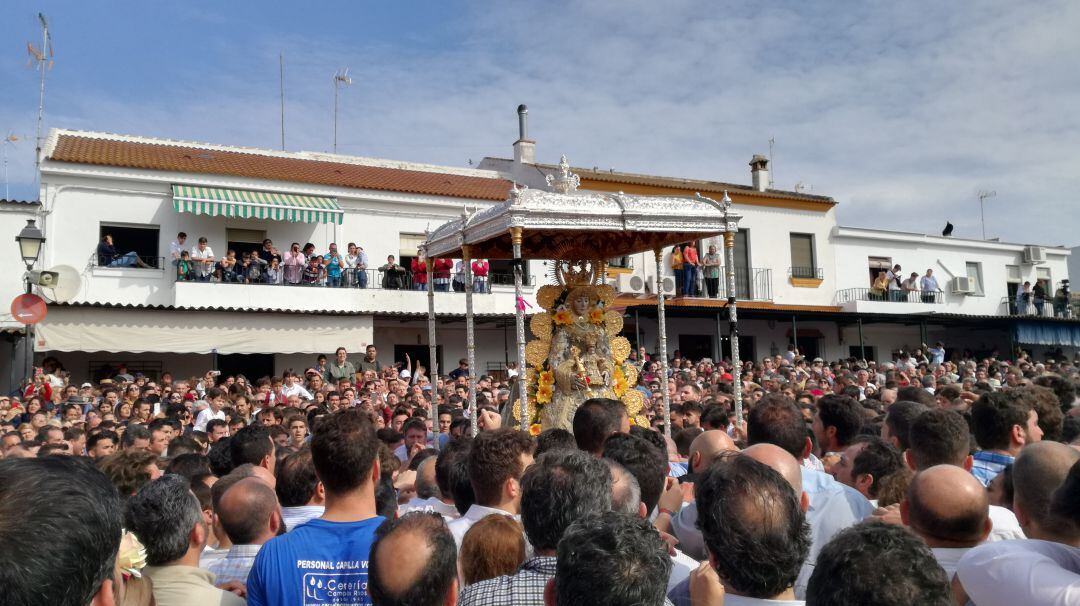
top-left (513, 104), bottom-right (535, 164)
top-left (750, 154), bottom-right (769, 192)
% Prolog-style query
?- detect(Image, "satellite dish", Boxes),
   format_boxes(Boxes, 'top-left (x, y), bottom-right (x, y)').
top-left (40, 265), bottom-right (82, 303)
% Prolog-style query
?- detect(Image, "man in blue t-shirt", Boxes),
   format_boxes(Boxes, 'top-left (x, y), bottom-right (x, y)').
top-left (247, 410), bottom-right (385, 606)
top-left (323, 243), bottom-right (345, 288)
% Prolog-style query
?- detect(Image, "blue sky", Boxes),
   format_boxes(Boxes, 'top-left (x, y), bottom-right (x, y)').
top-left (2, 1), bottom-right (1078, 246)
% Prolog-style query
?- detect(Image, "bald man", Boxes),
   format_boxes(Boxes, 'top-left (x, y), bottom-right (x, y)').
top-left (687, 430), bottom-right (738, 477)
top-left (209, 477), bottom-right (283, 585)
top-left (901, 465), bottom-right (991, 580)
top-left (1012, 442), bottom-right (1080, 546)
top-left (399, 456), bottom-right (459, 521)
top-left (368, 512), bottom-right (458, 606)
top-left (668, 430), bottom-right (739, 560)
top-left (743, 443), bottom-right (816, 598)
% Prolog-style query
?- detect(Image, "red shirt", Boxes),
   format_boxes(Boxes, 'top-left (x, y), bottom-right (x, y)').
top-left (683, 246), bottom-right (700, 265)
top-left (433, 258), bottom-right (453, 279)
top-left (411, 259), bottom-right (428, 284)
top-left (472, 259), bottom-right (489, 277)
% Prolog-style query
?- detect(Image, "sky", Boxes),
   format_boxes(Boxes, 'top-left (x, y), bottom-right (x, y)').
top-left (1, 1), bottom-right (1077, 246)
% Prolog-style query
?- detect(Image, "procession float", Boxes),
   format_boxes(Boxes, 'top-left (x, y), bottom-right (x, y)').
top-left (422, 156), bottom-right (743, 439)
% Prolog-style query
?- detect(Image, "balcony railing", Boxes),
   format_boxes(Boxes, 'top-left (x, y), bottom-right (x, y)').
top-left (1000, 296), bottom-right (1074, 318)
top-left (693, 267), bottom-right (772, 301)
top-left (789, 267), bottom-right (823, 280)
top-left (175, 268), bottom-right (534, 292)
top-left (837, 288), bottom-right (944, 304)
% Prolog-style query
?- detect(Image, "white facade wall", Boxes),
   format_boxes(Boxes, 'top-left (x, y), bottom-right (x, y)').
top-left (832, 227), bottom-right (1071, 315)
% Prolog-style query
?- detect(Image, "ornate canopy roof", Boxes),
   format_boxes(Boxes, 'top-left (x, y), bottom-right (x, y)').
top-left (424, 156), bottom-right (742, 260)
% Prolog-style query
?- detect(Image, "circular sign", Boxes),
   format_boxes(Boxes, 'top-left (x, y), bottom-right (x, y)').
top-left (11, 293), bottom-right (47, 325)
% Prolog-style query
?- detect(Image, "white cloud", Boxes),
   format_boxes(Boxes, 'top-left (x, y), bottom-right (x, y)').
top-left (2, 0), bottom-right (1078, 247)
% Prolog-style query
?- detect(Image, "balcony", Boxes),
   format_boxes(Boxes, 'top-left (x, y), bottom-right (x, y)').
top-left (788, 267), bottom-right (824, 288)
top-left (649, 267), bottom-right (772, 301)
top-left (172, 269), bottom-right (534, 315)
top-left (836, 287), bottom-right (944, 314)
top-left (999, 297), bottom-right (1075, 319)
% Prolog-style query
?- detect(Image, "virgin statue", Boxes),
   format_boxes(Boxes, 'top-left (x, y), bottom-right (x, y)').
top-left (518, 260), bottom-right (645, 433)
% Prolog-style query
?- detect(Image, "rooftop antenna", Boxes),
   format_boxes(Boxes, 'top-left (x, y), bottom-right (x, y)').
top-left (332, 68), bottom-right (352, 154)
top-left (768, 137), bottom-right (775, 187)
top-left (279, 51), bottom-right (286, 151)
top-left (27, 13), bottom-right (53, 191)
top-left (2, 133), bottom-right (20, 200)
top-left (977, 189), bottom-right (996, 240)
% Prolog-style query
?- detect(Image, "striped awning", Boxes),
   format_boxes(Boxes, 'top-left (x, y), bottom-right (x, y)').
top-left (171, 185), bottom-right (343, 225)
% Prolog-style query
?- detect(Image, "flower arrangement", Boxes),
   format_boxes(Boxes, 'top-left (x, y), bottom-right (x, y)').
top-left (553, 305), bottom-right (573, 326)
top-left (588, 301), bottom-right (606, 324)
top-left (612, 364), bottom-right (628, 397)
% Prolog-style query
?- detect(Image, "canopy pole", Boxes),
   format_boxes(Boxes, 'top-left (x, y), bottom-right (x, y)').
top-left (635, 308), bottom-right (641, 354)
top-left (792, 314), bottom-right (799, 354)
top-left (724, 228), bottom-right (743, 426)
top-left (858, 317), bottom-right (866, 361)
top-left (511, 226), bottom-right (530, 433)
top-left (463, 245), bottom-right (478, 437)
top-left (425, 246), bottom-right (440, 450)
top-left (654, 248), bottom-right (672, 439)
top-left (715, 311), bottom-right (722, 362)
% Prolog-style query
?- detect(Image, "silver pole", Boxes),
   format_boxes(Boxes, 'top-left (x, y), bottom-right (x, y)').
top-left (511, 227), bottom-right (529, 432)
top-left (723, 208), bottom-right (743, 425)
top-left (34, 14), bottom-right (48, 191)
top-left (463, 245), bottom-right (478, 436)
top-left (425, 248), bottom-right (440, 450)
top-left (654, 248), bottom-right (672, 439)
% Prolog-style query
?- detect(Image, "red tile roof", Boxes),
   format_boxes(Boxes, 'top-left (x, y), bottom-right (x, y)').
top-left (49, 134), bottom-right (513, 201)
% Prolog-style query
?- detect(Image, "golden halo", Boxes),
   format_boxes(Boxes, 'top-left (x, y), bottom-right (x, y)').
top-left (624, 364), bottom-right (639, 387)
top-left (604, 310), bottom-right (624, 336)
top-left (530, 313), bottom-right (553, 339)
top-left (610, 336), bottom-right (631, 363)
top-left (536, 285), bottom-right (562, 311)
top-left (622, 389), bottom-right (644, 416)
top-left (596, 284), bottom-right (616, 306)
top-left (525, 340), bottom-right (550, 369)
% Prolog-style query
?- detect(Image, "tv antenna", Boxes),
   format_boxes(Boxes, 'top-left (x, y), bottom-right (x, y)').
top-left (27, 13), bottom-right (53, 190)
top-left (768, 137), bottom-right (775, 187)
top-left (332, 68), bottom-right (353, 154)
top-left (977, 190), bottom-right (996, 240)
top-left (3, 133), bottom-right (20, 200)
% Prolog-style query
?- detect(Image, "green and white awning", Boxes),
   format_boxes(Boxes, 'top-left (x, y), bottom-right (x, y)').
top-left (171, 185), bottom-right (343, 225)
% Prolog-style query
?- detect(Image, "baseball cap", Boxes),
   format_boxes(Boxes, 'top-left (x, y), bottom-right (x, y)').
top-left (80, 382), bottom-right (93, 388)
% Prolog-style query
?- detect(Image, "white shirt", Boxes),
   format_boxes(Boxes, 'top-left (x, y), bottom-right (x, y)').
top-left (447, 504), bottom-right (517, 549)
top-left (281, 505), bottom-right (324, 532)
top-left (398, 497), bottom-right (460, 522)
top-left (190, 245), bottom-right (215, 276)
top-left (281, 382), bottom-right (313, 401)
top-left (987, 504), bottom-right (1026, 542)
top-left (170, 240), bottom-right (186, 260)
top-left (957, 540), bottom-right (1080, 606)
top-left (194, 408), bottom-right (225, 432)
top-left (931, 546), bottom-right (972, 580)
top-left (921, 275), bottom-right (939, 292)
top-left (667, 547), bottom-right (700, 592)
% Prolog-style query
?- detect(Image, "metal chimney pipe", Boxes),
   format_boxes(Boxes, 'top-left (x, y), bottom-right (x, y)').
top-left (517, 104), bottom-right (528, 141)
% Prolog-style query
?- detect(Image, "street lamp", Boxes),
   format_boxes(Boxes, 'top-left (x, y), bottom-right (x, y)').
top-left (16, 219), bottom-right (45, 270)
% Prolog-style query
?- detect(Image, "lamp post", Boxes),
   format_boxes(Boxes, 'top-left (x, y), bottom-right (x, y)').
top-left (15, 219), bottom-right (45, 385)
top-left (719, 192), bottom-right (744, 426)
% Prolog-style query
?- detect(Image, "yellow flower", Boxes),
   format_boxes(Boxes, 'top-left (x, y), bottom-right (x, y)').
top-left (589, 308), bottom-right (604, 324)
top-left (529, 424), bottom-right (542, 436)
top-left (538, 371), bottom-right (555, 387)
top-left (553, 308), bottom-right (572, 325)
top-left (536, 383), bottom-right (553, 404)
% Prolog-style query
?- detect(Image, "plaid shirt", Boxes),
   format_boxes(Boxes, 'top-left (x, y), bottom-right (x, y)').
top-left (206, 543), bottom-right (261, 586)
top-left (971, 450), bottom-right (1014, 487)
top-left (459, 556), bottom-right (675, 606)
top-left (459, 556), bottom-right (555, 606)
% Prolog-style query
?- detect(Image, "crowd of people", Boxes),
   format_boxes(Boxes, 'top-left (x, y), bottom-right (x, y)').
top-left (94, 231), bottom-right (499, 291)
top-left (3, 341), bottom-right (1080, 606)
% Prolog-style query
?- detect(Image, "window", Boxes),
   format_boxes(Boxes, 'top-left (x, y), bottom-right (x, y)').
top-left (1006, 265), bottom-right (1021, 282)
top-left (965, 262), bottom-right (984, 295)
top-left (1037, 267), bottom-right (1052, 294)
top-left (98, 223), bottom-right (161, 268)
top-left (226, 228), bottom-right (266, 258)
top-left (789, 234), bottom-right (816, 278)
top-left (868, 257), bottom-right (891, 286)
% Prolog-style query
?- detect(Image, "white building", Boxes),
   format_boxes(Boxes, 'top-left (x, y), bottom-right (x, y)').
top-left (1, 128), bottom-right (548, 390)
top-left (2, 111), bottom-right (1076, 390)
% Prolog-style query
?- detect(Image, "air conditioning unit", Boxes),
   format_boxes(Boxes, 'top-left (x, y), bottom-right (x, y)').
top-left (950, 276), bottom-right (974, 294)
top-left (1023, 246), bottom-right (1046, 264)
top-left (616, 273), bottom-right (646, 294)
top-left (660, 276), bottom-right (676, 296)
